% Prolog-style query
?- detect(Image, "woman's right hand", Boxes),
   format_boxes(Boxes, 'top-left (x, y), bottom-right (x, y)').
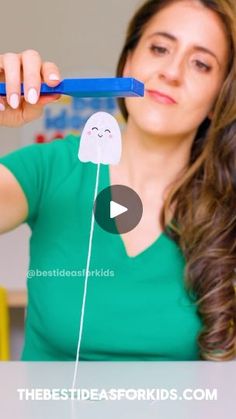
top-left (0, 50), bottom-right (62, 127)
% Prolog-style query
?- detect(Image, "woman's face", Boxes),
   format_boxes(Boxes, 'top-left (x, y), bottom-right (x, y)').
top-left (123, 0), bottom-right (229, 139)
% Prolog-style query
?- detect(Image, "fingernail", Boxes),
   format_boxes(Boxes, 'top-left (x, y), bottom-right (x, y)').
top-left (27, 88), bottom-right (38, 104)
top-left (0, 102), bottom-right (5, 111)
top-left (49, 73), bottom-right (60, 81)
top-left (10, 93), bottom-right (19, 109)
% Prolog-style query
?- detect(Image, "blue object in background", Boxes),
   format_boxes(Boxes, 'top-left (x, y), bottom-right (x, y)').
top-left (0, 78), bottom-right (144, 98)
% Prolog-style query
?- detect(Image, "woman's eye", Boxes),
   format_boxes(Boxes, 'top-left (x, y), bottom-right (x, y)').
top-left (150, 44), bottom-right (212, 73)
top-left (104, 129), bottom-right (111, 134)
top-left (194, 60), bottom-right (212, 72)
top-left (150, 45), bottom-right (168, 55)
top-left (92, 127), bottom-right (98, 131)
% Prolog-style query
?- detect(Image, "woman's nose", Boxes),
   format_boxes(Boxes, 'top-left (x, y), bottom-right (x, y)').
top-left (158, 55), bottom-right (184, 84)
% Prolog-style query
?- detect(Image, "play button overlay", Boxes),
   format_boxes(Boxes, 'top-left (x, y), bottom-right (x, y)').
top-left (110, 201), bottom-right (128, 218)
top-left (94, 185), bottom-right (143, 234)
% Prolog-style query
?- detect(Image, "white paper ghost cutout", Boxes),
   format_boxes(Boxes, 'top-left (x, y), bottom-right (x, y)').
top-left (78, 111), bottom-right (122, 165)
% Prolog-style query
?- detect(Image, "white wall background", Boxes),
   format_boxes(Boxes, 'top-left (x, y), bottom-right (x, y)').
top-left (0, 0), bottom-right (143, 358)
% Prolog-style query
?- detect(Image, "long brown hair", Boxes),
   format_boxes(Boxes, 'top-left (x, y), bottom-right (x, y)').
top-left (116, 0), bottom-right (236, 361)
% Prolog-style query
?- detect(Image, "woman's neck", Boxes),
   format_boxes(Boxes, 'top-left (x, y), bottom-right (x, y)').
top-left (117, 118), bottom-right (196, 195)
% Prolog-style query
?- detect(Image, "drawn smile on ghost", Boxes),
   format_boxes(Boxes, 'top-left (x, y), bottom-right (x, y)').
top-left (90, 126), bottom-right (112, 139)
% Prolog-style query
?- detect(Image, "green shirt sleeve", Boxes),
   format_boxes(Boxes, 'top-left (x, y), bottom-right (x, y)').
top-left (0, 134), bottom-right (79, 228)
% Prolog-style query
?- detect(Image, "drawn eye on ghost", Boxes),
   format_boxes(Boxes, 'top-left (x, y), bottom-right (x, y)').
top-left (78, 112), bottom-right (122, 165)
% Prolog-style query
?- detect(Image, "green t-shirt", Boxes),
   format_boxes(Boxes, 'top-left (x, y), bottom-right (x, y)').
top-left (0, 134), bottom-right (203, 361)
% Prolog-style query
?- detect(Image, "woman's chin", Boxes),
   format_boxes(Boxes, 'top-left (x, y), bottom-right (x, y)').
top-left (136, 119), bottom-right (177, 137)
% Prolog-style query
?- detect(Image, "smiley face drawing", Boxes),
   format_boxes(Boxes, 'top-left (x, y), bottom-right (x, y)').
top-left (78, 112), bottom-right (122, 165)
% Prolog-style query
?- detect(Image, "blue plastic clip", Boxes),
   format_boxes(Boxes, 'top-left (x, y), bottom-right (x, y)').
top-left (0, 78), bottom-right (144, 98)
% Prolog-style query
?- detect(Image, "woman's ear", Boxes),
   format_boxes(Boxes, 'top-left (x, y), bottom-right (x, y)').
top-left (208, 110), bottom-right (214, 120)
top-left (208, 98), bottom-right (218, 120)
top-left (207, 110), bottom-right (214, 119)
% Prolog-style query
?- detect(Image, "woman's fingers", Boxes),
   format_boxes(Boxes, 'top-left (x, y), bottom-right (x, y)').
top-left (39, 62), bottom-right (61, 103)
top-left (0, 98), bottom-right (6, 112)
top-left (21, 55), bottom-right (61, 105)
top-left (41, 61), bottom-right (61, 85)
top-left (2, 53), bottom-right (21, 109)
top-left (0, 51), bottom-right (61, 107)
top-left (21, 49), bottom-right (42, 105)
top-left (0, 51), bottom-right (62, 127)
top-left (37, 93), bottom-right (61, 106)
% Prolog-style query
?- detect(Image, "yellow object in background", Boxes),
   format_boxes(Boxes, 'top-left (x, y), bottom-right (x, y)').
top-left (0, 286), bottom-right (10, 360)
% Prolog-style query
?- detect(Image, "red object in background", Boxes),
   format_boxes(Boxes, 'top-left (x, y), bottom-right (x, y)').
top-left (51, 132), bottom-right (64, 140)
top-left (34, 132), bottom-right (65, 144)
top-left (35, 134), bottom-right (46, 143)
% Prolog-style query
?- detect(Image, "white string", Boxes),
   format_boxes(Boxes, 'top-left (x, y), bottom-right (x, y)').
top-left (72, 150), bottom-right (101, 390)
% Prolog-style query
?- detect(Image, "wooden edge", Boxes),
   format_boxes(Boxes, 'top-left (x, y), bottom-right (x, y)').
top-left (7, 290), bottom-right (27, 308)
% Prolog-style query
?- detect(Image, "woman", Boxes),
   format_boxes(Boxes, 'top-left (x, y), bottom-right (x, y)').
top-left (0, 0), bottom-right (235, 361)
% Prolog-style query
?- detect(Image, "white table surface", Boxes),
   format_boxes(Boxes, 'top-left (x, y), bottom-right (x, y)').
top-left (0, 361), bottom-right (235, 419)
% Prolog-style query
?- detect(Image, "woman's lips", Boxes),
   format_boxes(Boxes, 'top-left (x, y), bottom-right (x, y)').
top-left (146, 89), bottom-right (177, 105)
